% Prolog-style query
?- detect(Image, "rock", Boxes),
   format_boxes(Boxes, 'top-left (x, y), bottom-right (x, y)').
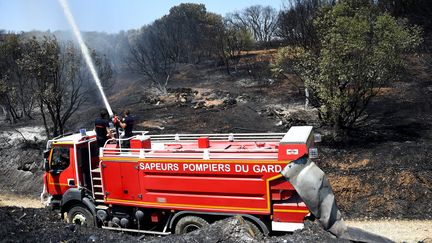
top-left (194, 101), bottom-right (205, 109)
top-left (205, 93), bottom-right (218, 100)
top-left (88, 235), bottom-right (98, 242)
top-left (223, 98), bottom-right (237, 107)
top-left (236, 95), bottom-right (248, 103)
top-left (66, 224), bottom-right (76, 232)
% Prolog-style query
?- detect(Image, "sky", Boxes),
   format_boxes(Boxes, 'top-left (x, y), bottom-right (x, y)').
top-left (0, 0), bottom-right (284, 33)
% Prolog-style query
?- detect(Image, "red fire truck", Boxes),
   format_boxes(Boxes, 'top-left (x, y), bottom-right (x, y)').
top-left (41, 126), bottom-right (319, 235)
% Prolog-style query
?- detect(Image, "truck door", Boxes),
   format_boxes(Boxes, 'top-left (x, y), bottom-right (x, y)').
top-left (76, 145), bottom-right (91, 189)
top-left (101, 161), bottom-right (141, 202)
top-left (46, 145), bottom-right (77, 196)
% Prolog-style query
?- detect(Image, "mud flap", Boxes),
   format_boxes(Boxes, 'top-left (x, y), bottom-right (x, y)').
top-left (281, 157), bottom-right (394, 243)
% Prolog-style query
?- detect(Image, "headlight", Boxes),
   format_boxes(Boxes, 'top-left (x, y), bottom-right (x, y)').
top-left (309, 148), bottom-right (318, 158)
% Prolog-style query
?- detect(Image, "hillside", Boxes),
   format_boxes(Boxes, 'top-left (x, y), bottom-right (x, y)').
top-left (1, 49), bottom-right (431, 219)
top-left (0, 49), bottom-right (431, 242)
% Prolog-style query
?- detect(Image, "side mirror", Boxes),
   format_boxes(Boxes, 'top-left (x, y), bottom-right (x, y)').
top-left (43, 150), bottom-right (50, 172)
top-left (44, 159), bottom-right (50, 172)
top-left (43, 150), bottom-right (50, 159)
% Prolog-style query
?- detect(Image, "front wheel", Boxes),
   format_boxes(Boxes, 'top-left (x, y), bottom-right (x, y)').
top-left (67, 205), bottom-right (94, 227)
top-left (175, 215), bottom-right (209, 234)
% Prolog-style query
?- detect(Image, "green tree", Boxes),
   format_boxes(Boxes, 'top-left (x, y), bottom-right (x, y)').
top-left (215, 15), bottom-right (254, 74)
top-left (0, 33), bottom-right (36, 122)
top-left (293, 1), bottom-right (421, 138)
top-left (271, 46), bottom-right (306, 95)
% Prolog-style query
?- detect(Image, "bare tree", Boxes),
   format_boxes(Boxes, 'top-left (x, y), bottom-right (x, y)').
top-left (128, 23), bottom-right (179, 94)
top-left (127, 3), bottom-right (225, 92)
top-left (277, 0), bottom-right (328, 50)
top-left (230, 5), bottom-right (279, 45)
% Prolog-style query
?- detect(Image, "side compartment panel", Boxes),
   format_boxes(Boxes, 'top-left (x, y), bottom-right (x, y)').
top-left (101, 161), bottom-right (141, 201)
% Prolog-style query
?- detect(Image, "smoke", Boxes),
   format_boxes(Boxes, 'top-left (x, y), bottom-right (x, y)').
top-left (58, 0), bottom-right (114, 117)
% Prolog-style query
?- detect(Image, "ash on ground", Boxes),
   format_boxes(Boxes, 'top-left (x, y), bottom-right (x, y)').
top-left (152, 217), bottom-right (348, 243)
top-left (0, 207), bottom-right (138, 243)
top-left (0, 207), bottom-right (348, 243)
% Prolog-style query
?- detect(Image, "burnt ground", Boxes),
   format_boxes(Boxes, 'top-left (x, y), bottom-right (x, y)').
top-left (0, 207), bottom-right (138, 243)
top-left (0, 125), bottom-right (45, 197)
top-left (319, 55), bottom-right (432, 220)
top-left (0, 206), bottom-right (345, 243)
top-left (0, 52), bottom-right (431, 241)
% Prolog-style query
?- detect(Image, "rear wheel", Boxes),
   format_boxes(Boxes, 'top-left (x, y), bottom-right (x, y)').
top-left (175, 215), bottom-right (209, 234)
top-left (67, 205), bottom-right (94, 227)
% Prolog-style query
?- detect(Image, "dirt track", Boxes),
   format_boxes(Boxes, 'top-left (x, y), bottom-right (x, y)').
top-left (346, 220), bottom-right (432, 243)
top-left (0, 194), bottom-right (43, 208)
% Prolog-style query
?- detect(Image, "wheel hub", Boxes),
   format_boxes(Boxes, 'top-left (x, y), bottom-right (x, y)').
top-left (72, 213), bottom-right (87, 225)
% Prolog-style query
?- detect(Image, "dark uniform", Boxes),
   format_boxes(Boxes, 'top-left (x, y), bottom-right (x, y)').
top-left (122, 116), bottom-right (134, 148)
top-left (123, 116), bottom-right (134, 138)
top-left (95, 117), bottom-right (110, 147)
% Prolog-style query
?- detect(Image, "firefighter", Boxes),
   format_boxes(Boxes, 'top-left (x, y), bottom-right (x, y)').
top-left (118, 109), bottom-right (134, 148)
top-left (95, 108), bottom-right (113, 148)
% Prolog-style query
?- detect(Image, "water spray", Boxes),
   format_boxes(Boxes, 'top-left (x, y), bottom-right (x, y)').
top-left (58, 0), bottom-right (114, 117)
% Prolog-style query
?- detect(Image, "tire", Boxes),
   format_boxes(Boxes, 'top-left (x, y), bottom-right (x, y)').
top-left (175, 215), bottom-right (209, 234)
top-left (67, 205), bottom-right (94, 227)
top-left (245, 221), bottom-right (264, 239)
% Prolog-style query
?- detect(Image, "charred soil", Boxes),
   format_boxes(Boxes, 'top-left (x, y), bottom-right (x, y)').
top-left (0, 207), bottom-right (344, 243)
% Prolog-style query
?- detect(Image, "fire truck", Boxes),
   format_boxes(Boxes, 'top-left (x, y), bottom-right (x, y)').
top-left (41, 126), bottom-right (319, 235)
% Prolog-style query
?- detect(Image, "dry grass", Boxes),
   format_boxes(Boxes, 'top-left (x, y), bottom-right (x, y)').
top-left (338, 158), bottom-right (370, 170)
top-left (240, 49), bottom-right (277, 55)
top-left (0, 193), bottom-right (43, 208)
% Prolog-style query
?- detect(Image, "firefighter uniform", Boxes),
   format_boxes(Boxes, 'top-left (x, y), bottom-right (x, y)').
top-left (95, 117), bottom-right (110, 147)
top-left (121, 115), bottom-right (134, 148)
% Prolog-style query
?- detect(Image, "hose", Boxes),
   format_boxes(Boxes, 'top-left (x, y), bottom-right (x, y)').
top-left (281, 157), bottom-right (394, 243)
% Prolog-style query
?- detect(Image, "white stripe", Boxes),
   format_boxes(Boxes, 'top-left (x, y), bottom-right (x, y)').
top-left (271, 221), bottom-right (304, 232)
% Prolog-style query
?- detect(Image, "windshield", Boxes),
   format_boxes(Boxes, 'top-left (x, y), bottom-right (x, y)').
top-left (50, 146), bottom-right (70, 171)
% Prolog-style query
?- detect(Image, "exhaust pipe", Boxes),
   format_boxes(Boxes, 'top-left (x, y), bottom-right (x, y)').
top-left (281, 157), bottom-right (394, 243)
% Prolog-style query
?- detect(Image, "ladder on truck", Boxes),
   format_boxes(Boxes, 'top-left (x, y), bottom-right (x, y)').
top-left (91, 167), bottom-right (105, 203)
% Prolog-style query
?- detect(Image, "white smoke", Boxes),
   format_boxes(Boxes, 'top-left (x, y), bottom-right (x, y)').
top-left (58, 0), bottom-right (114, 117)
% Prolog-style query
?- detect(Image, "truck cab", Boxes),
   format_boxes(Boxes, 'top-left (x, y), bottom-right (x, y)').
top-left (42, 132), bottom-right (99, 208)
